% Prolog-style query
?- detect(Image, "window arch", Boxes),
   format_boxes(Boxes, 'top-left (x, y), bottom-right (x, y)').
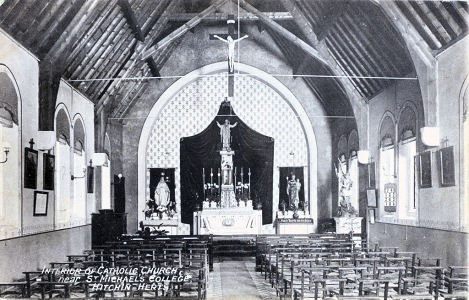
top-left (54, 105), bottom-right (72, 229)
top-left (378, 112), bottom-right (397, 217)
top-left (0, 66), bottom-right (21, 239)
top-left (337, 135), bottom-right (348, 160)
top-left (101, 133), bottom-right (112, 210)
top-left (72, 117), bottom-right (87, 226)
top-left (397, 104), bottom-right (418, 220)
top-left (0, 72), bottom-right (18, 127)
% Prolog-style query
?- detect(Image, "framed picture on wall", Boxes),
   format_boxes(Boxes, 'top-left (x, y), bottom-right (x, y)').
top-left (368, 208), bottom-right (376, 224)
top-left (24, 147), bottom-right (38, 189)
top-left (33, 191), bottom-right (48, 216)
top-left (367, 162), bottom-right (376, 188)
top-left (43, 153), bottom-right (55, 190)
top-left (418, 151), bottom-right (432, 188)
top-left (438, 146), bottom-right (455, 187)
top-left (367, 189), bottom-right (377, 207)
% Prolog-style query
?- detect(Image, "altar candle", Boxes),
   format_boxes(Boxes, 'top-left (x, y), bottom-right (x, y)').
top-left (203, 168), bottom-right (206, 199)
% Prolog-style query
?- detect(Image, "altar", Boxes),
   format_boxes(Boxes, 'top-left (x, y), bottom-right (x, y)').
top-left (193, 205), bottom-right (262, 235)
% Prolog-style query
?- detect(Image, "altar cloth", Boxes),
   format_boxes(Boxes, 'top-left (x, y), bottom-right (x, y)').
top-left (193, 207), bottom-right (262, 235)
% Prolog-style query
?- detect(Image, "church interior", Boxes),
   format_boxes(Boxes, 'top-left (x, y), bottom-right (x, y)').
top-left (0, 0), bottom-right (468, 298)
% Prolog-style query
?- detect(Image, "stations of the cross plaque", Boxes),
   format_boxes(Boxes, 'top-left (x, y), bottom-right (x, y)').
top-left (210, 15), bottom-right (248, 98)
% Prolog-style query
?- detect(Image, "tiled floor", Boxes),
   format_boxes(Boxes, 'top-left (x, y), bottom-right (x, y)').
top-left (207, 258), bottom-right (278, 300)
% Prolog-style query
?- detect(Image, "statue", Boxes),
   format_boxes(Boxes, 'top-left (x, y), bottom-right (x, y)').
top-left (286, 173), bottom-right (301, 218)
top-left (334, 156), bottom-right (357, 217)
top-left (154, 174), bottom-right (171, 218)
top-left (213, 34), bottom-right (248, 72)
top-left (217, 119), bottom-right (237, 150)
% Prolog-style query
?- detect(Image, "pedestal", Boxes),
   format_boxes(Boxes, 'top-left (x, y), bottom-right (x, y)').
top-left (275, 216), bottom-right (314, 234)
top-left (142, 218), bottom-right (179, 235)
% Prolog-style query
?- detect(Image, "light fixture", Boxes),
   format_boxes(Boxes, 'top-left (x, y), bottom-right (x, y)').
top-left (0, 145), bottom-right (10, 164)
top-left (420, 127), bottom-right (440, 147)
top-left (357, 150), bottom-right (370, 164)
top-left (91, 153), bottom-right (109, 167)
top-left (71, 167), bottom-right (87, 180)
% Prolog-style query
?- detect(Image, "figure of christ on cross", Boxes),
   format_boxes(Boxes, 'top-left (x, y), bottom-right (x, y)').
top-left (213, 34), bottom-right (248, 73)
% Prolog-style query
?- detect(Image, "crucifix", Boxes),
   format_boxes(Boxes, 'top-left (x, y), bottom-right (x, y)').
top-left (210, 15), bottom-right (248, 98)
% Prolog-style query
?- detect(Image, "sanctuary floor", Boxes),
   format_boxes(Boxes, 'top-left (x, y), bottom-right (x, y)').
top-left (207, 258), bottom-right (277, 300)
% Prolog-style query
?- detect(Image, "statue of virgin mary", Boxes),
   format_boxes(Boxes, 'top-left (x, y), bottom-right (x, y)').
top-left (154, 174), bottom-right (170, 208)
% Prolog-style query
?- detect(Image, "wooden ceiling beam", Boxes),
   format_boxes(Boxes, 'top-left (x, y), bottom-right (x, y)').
top-left (37, 0), bottom-right (87, 56)
top-left (280, 0), bottom-right (366, 107)
top-left (141, 0), bottom-right (228, 60)
top-left (95, 1), bottom-right (176, 113)
top-left (15, 1), bottom-right (53, 41)
top-left (347, 5), bottom-right (406, 75)
top-left (408, 1), bottom-right (448, 46)
top-left (167, 12), bottom-right (293, 22)
top-left (395, 1), bottom-right (440, 49)
top-left (24, 0), bottom-right (70, 49)
top-left (236, 0), bottom-right (327, 66)
top-left (442, 2), bottom-right (468, 31)
top-left (316, 1), bottom-right (348, 41)
top-left (409, 1), bottom-right (449, 46)
top-left (116, 39), bottom-right (181, 118)
top-left (118, 0), bottom-right (145, 41)
top-left (424, 1), bottom-right (458, 40)
top-left (75, 16), bottom-right (130, 82)
top-left (332, 21), bottom-right (382, 93)
top-left (65, 4), bottom-right (121, 78)
top-left (46, 0), bottom-right (110, 62)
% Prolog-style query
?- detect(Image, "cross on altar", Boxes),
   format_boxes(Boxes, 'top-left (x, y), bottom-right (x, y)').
top-left (210, 15), bottom-right (248, 97)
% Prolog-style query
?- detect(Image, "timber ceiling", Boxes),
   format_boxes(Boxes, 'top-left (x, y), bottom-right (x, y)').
top-left (0, 0), bottom-right (467, 118)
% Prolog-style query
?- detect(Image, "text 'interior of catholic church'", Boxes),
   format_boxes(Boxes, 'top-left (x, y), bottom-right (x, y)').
top-left (0, 0), bottom-right (468, 299)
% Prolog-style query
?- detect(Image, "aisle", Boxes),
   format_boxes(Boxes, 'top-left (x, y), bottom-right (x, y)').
top-left (207, 258), bottom-right (277, 300)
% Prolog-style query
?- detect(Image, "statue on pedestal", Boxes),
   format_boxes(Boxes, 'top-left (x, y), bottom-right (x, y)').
top-left (334, 156), bottom-right (357, 217)
top-left (217, 119), bottom-right (237, 151)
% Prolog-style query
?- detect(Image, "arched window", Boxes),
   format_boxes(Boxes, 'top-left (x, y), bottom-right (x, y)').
top-left (398, 105), bottom-right (417, 220)
top-left (72, 117), bottom-right (86, 226)
top-left (101, 133), bottom-right (112, 210)
top-left (379, 114), bottom-right (396, 217)
top-left (461, 78), bottom-right (468, 230)
top-left (55, 107), bottom-right (72, 229)
top-left (0, 69), bottom-right (21, 239)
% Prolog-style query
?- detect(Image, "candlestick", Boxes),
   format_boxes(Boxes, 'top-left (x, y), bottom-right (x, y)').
top-left (248, 168), bottom-right (251, 200)
top-left (203, 168), bottom-right (206, 200)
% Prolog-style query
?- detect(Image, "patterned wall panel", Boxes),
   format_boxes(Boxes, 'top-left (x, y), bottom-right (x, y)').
top-left (145, 74), bottom-right (308, 234)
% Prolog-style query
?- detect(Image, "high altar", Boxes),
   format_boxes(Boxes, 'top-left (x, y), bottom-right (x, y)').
top-left (193, 120), bottom-right (262, 235)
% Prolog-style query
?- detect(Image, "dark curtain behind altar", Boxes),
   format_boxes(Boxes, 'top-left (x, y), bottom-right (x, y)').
top-left (180, 101), bottom-right (274, 228)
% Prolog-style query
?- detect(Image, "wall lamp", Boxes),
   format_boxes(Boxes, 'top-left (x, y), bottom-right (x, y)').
top-left (71, 167), bottom-right (87, 180)
top-left (0, 146), bottom-right (10, 164)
